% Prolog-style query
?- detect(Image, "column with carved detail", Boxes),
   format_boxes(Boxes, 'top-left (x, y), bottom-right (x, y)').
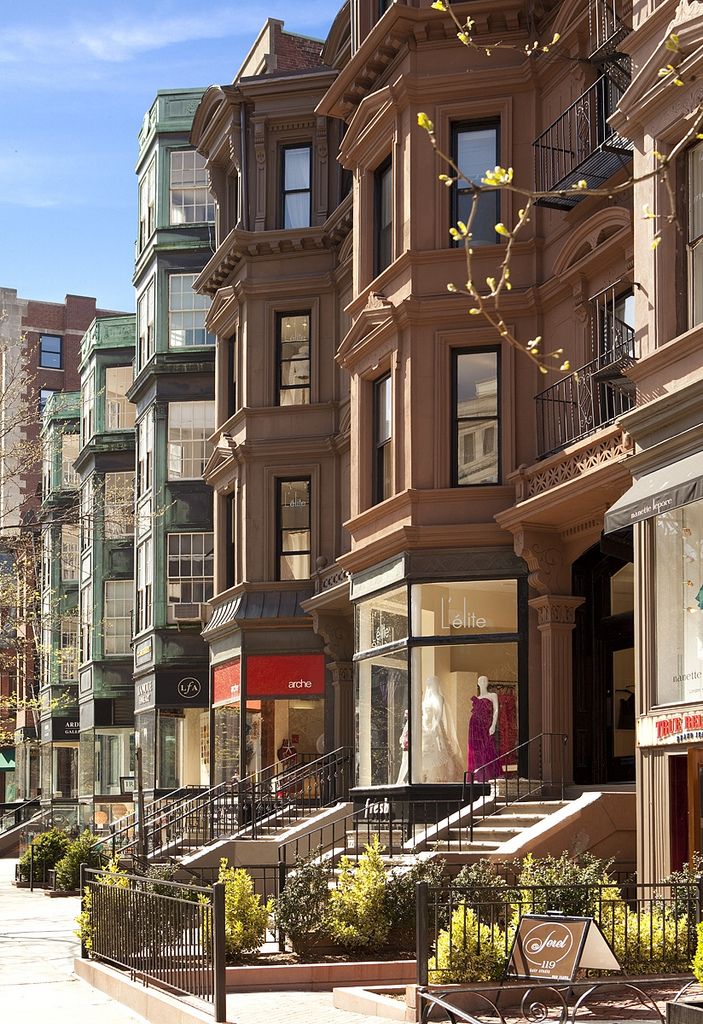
top-left (528, 594), bottom-right (584, 785)
top-left (253, 116), bottom-right (266, 231)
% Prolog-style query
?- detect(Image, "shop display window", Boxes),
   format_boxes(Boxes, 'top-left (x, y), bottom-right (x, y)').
top-left (411, 580), bottom-right (517, 637)
top-left (95, 729), bottom-right (134, 796)
top-left (355, 577), bottom-right (523, 787)
top-left (214, 704), bottom-right (241, 786)
top-left (411, 643), bottom-right (518, 784)
top-left (356, 652), bottom-right (409, 787)
top-left (655, 500), bottom-right (703, 705)
top-left (53, 745), bottom-right (78, 799)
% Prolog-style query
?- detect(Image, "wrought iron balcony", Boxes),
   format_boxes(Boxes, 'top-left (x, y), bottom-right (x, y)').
top-left (533, 71), bottom-right (633, 209)
top-left (588, 0), bottom-right (632, 62)
top-left (535, 315), bottom-right (636, 459)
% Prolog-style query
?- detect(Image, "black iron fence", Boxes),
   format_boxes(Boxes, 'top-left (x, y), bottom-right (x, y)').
top-left (81, 865), bottom-right (226, 1022)
top-left (415, 879), bottom-right (702, 988)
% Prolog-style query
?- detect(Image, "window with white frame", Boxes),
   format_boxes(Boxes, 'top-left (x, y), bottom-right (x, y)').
top-left (61, 525), bottom-right (79, 581)
top-left (136, 538), bottom-right (153, 634)
top-left (167, 533), bottom-right (214, 605)
top-left (105, 367), bottom-right (135, 430)
top-left (138, 157), bottom-right (156, 251)
top-left (80, 574), bottom-right (92, 664)
top-left (137, 410), bottom-right (154, 497)
top-left (59, 618), bottom-right (78, 681)
top-left (81, 477), bottom-right (94, 552)
top-left (169, 150), bottom-right (215, 225)
top-left (42, 449), bottom-right (52, 500)
top-left (137, 279), bottom-right (155, 370)
top-left (82, 370), bottom-right (95, 443)
top-left (104, 472), bottom-right (135, 539)
top-left (168, 274), bottom-right (214, 348)
top-left (103, 581), bottom-right (133, 655)
top-left (61, 433), bottom-right (79, 489)
top-left (167, 401), bottom-right (215, 480)
top-left (41, 530), bottom-right (51, 592)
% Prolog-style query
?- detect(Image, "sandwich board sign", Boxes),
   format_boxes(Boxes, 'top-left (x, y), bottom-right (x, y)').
top-left (506, 914), bottom-right (621, 981)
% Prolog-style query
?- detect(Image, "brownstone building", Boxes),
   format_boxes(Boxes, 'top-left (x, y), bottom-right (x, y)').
top-left (194, 0), bottom-right (646, 859)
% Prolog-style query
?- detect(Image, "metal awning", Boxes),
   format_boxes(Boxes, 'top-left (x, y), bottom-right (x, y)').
top-left (604, 450), bottom-right (703, 533)
top-left (0, 749), bottom-right (15, 772)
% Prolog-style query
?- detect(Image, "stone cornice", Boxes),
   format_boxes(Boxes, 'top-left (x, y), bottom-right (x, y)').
top-left (528, 593), bottom-right (585, 626)
top-left (338, 521), bottom-right (512, 576)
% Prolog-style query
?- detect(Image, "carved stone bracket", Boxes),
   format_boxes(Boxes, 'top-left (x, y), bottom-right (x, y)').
top-left (309, 610), bottom-right (354, 664)
top-left (513, 528), bottom-right (570, 595)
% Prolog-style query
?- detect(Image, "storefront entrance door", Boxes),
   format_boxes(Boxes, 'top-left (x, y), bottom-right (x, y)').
top-left (687, 748), bottom-right (703, 865)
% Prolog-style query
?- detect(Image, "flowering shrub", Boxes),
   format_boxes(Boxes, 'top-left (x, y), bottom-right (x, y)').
top-left (430, 904), bottom-right (508, 983)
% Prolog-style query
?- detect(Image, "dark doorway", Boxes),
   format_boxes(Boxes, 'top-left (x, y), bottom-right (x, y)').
top-left (572, 535), bottom-right (635, 785)
top-left (669, 754), bottom-right (688, 872)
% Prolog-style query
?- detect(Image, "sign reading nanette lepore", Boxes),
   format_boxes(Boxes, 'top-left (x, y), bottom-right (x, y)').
top-left (506, 915), bottom-right (620, 981)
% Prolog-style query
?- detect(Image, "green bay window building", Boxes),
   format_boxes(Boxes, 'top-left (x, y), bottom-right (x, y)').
top-left (74, 316), bottom-right (136, 830)
top-left (38, 392), bottom-right (81, 826)
top-left (130, 89), bottom-right (215, 798)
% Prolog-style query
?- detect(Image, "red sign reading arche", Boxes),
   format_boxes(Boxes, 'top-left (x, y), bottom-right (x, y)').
top-left (246, 654), bottom-right (326, 698)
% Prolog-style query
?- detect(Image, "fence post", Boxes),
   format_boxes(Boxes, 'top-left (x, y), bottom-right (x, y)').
top-left (416, 881), bottom-right (429, 988)
top-left (212, 882), bottom-right (227, 1023)
top-left (278, 860), bottom-right (287, 952)
top-left (696, 874), bottom-right (703, 926)
top-left (79, 863), bottom-right (87, 959)
top-left (29, 841), bottom-right (34, 892)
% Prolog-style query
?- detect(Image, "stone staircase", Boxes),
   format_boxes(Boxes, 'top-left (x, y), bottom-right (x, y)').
top-left (434, 799), bottom-right (572, 863)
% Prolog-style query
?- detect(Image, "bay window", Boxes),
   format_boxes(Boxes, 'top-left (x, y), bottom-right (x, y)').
top-left (453, 349), bottom-right (499, 485)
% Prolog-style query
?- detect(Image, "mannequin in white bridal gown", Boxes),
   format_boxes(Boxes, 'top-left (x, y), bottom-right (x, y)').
top-left (420, 675), bottom-right (463, 783)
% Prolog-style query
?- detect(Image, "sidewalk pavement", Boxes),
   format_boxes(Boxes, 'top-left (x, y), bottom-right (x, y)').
top-left (0, 858), bottom-right (379, 1024)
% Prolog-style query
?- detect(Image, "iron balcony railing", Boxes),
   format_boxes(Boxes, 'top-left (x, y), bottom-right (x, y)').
top-left (536, 317), bottom-right (636, 459)
top-left (534, 72), bottom-right (632, 208)
top-left (588, 0), bottom-right (632, 61)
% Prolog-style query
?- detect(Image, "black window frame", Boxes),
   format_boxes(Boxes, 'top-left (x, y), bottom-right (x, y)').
top-left (373, 373), bottom-right (392, 504)
top-left (281, 144), bottom-right (312, 230)
top-left (374, 155), bottom-right (393, 277)
top-left (39, 334), bottom-right (63, 370)
top-left (227, 333), bottom-right (237, 419)
top-left (276, 477), bottom-right (312, 582)
top-left (451, 120), bottom-right (500, 247)
top-left (276, 310), bottom-right (311, 406)
top-left (451, 346), bottom-right (501, 487)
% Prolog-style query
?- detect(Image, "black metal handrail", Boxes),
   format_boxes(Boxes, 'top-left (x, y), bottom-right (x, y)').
top-left (0, 798), bottom-right (40, 834)
top-left (535, 325), bottom-right (635, 458)
top-left (463, 732), bottom-right (568, 842)
top-left (238, 746), bottom-right (353, 839)
top-left (534, 72), bottom-right (630, 194)
top-left (81, 865), bottom-right (226, 1022)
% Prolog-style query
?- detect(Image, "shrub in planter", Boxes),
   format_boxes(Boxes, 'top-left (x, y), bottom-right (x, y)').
top-left (599, 901), bottom-right (692, 975)
top-left (430, 904), bottom-right (508, 983)
top-left (274, 853), bottom-right (332, 953)
top-left (217, 859), bottom-right (271, 959)
top-left (54, 830), bottom-right (103, 891)
top-left (18, 828), bottom-right (70, 883)
top-left (75, 858), bottom-right (129, 952)
top-left (328, 836), bottom-right (391, 951)
top-left (514, 852), bottom-right (618, 918)
top-left (384, 856), bottom-right (447, 947)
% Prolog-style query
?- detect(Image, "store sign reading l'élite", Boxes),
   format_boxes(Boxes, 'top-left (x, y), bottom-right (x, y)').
top-left (441, 596), bottom-right (488, 630)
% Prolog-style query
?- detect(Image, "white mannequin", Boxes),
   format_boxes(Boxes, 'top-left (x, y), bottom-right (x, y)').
top-left (477, 674), bottom-right (499, 735)
top-left (396, 709), bottom-right (409, 784)
top-left (421, 675), bottom-right (463, 783)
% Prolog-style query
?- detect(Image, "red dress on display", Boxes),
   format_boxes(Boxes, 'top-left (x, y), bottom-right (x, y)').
top-left (466, 696), bottom-right (500, 782)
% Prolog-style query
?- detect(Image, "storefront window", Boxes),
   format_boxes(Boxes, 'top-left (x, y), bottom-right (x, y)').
top-left (214, 703), bottom-right (241, 785)
top-left (655, 501), bottom-right (703, 705)
top-left (411, 580), bottom-right (517, 636)
top-left (356, 652), bottom-right (409, 787)
top-left (411, 643), bottom-right (518, 784)
top-left (355, 585), bottom-right (407, 651)
top-left (158, 714), bottom-right (181, 790)
top-left (53, 745), bottom-right (78, 799)
top-left (95, 730), bottom-right (133, 795)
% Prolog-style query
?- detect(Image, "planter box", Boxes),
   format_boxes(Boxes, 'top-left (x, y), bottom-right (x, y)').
top-left (225, 958), bottom-right (416, 991)
top-left (668, 1000), bottom-right (703, 1024)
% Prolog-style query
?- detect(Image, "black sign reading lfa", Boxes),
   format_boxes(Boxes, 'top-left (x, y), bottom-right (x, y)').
top-left (506, 914), bottom-right (620, 982)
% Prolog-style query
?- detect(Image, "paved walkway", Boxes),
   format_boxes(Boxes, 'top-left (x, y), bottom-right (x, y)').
top-left (0, 858), bottom-right (380, 1024)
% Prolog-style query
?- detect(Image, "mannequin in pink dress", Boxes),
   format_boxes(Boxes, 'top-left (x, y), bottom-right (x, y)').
top-left (467, 675), bottom-right (500, 782)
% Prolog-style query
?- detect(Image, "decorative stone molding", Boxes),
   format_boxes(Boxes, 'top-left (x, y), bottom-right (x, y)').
top-left (253, 117), bottom-right (267, 231)
top-left (309, 610), bottom-right (354, 664)
top-left (528, 594), bottom-right (585, 627)
top-left (522, 431), bottom-right (631, 498)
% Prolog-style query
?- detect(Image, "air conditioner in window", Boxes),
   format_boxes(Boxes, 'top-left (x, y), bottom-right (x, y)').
top-left (168, 603), bottom-right (212, 624)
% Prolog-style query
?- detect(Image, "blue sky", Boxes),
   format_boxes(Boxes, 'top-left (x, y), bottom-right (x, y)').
top-left (0, 1), bottom-right (334, 314)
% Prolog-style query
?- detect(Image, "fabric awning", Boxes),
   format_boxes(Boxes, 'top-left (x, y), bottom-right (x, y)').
top-left (604, 450), bottom-right (703, 534)
top-left (0, 749), bottom-right (16, 771)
